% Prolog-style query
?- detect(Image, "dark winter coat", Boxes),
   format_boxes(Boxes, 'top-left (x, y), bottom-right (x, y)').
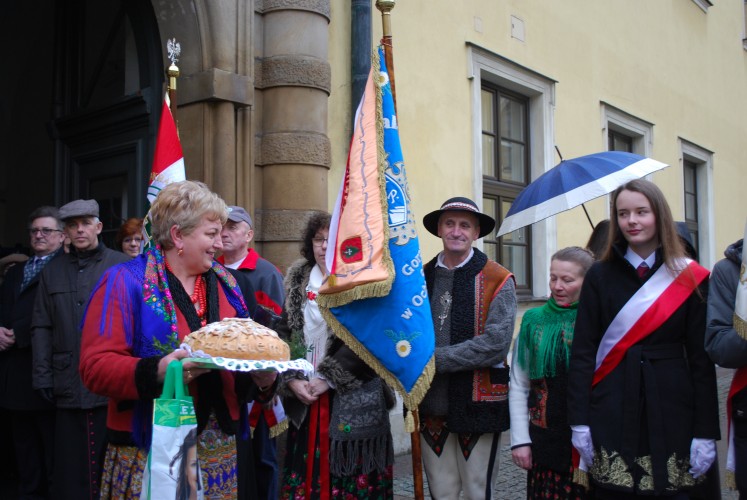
top-left (567, 245), bottom-right (720, 495)
top-left (30, 243), bottom-right (129, 409)
top-left (0, 252), bottom-right (61, 410)
top-left (705, 239), bottom-right (747, 368)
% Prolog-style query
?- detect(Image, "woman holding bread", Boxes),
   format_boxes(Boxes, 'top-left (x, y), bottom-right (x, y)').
top-left (80, 181), bottom-right (275, 499)
top-left (277, 212), bottom-right (395, 499)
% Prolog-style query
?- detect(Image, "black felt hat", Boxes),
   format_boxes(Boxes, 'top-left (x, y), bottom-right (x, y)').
top-left (422, 197), bottom-right (496, 239)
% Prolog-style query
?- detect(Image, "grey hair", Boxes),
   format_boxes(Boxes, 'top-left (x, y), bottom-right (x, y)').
top-left (28, 206), bottom-right (63, 230)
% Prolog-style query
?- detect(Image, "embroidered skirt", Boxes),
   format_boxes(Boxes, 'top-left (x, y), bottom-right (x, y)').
top-left (526, 463), bottom-right (591, 500)
top-left (280, 396), bottom-right (393, 499)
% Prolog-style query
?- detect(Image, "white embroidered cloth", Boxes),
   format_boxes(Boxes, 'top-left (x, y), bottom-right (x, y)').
top-left (180, 344), bottom-right (314, 374)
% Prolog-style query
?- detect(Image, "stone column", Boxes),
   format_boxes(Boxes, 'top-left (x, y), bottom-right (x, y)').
top-left (255, 0), bottom-right (331, 271)
top-left (156, 1), bottom-right (254, 205)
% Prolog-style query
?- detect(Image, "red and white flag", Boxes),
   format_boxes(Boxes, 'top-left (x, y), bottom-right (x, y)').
top-left (147, 93), bottom-right (185, 204)
top-left (143, 93), bottom-right (186, 247)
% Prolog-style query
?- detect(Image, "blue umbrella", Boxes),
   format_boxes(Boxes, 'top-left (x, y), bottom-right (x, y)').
top-left (496, 151), bottom-right (669, 237)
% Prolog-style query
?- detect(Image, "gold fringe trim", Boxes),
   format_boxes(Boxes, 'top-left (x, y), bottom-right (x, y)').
top-left (725, 469), bottom-right (736, 490)
top-left (317, 48), bottom-right (395, 310)
top-left (316, 48), bottom-right (436, 413)
top-left (572, 468), bottom-right (590, 490)
top-left (734, 312), bottom-right (747, 341)
top-left (269, 419), bottom-right (289, 439)
top-left (404, 411), bottom-right (415, 433)
top-left (319, 305), bottom-right (436, 414)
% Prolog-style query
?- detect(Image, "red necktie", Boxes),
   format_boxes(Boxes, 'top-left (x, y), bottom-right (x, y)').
top-left (636, 261), bottom-right (649, 279)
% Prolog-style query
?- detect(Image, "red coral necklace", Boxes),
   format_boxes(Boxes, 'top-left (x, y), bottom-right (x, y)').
top-left (191, 276), bottom-right (207, 326)
top-left (165, 257), bottom-right (207, 326)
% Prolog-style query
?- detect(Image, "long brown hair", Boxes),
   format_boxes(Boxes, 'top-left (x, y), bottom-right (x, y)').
top-left (602, 179), bottom-right (686, 273)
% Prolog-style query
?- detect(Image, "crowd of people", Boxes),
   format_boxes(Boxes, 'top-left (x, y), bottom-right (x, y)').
top-left (0, 178), bottom-right (745, 499)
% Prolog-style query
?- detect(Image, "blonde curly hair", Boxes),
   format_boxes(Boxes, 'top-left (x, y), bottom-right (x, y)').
top-left (149, 181), bottom-right (228, 250)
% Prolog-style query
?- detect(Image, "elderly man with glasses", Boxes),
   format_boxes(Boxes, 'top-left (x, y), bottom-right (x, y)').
top-left (0, 206), bottom-right (65, 498)
top-left (30, 199), bottom-right (128, 500)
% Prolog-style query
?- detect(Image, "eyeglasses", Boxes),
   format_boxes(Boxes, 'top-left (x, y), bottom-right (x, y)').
top-left (123, 237), bottom-right (144, 244)
top-left (29, 228), bottom-right (63, 236)
top-left (312, 237), bottom-right (329, 246)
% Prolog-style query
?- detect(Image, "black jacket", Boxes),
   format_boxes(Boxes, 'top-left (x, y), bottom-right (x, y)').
top-left (31, 243), bottom-right (129, 409)
top-left (0, 252), bottom-right (60, 410)
top-left (705, 239), bottom-right (747, 368)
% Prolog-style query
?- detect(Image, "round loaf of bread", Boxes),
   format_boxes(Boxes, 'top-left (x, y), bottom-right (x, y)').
top-left (183, 317), bottom-right (290, 361)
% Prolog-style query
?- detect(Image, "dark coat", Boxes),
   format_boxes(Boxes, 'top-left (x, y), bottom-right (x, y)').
top-left (31, 243), bottom-right (129, 409)
top-left (0, 254), bottom-right (59, 410)
top-left (705, 239), bottom-right (747, 368)
top-left (567, 246), bottom-right (720, 495)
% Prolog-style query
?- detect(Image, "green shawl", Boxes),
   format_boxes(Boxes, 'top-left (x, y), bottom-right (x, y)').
top-left (515, 298), bottom-right (577, 380)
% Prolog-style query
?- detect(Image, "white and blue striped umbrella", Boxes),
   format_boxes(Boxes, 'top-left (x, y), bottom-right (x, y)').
top-left (496, 151), bottom-right (669, 237)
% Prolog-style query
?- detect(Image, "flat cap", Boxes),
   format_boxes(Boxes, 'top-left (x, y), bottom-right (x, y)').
top-left (227, 206), bottom-right (253, 227)
top-left (59, 199), bottom-right (99, 220)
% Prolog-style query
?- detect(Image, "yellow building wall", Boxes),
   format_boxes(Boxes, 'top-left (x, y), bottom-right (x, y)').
top-left (328, 1), bottom-right (747, 280)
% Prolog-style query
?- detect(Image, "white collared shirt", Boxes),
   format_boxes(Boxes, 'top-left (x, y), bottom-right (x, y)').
top-left (624, 247), bottom-right (656, 270)
top-left (435, 248), bottom-right (474, 269)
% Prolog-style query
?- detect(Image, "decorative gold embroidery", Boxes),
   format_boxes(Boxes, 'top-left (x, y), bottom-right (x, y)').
top-left (634, 455), bottom-right (654, 492)
top-left (590, 447), bottom-right (633, 488)
top-left (621, 452), bottom-right (701, 492)
top-left (666, 453), bottom-right (698, 489)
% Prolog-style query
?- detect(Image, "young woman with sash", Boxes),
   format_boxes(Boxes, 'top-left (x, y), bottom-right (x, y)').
top-left (567, 179), bottom-right (720, 499)
top-left (509, 246), bottom-right (594, 499)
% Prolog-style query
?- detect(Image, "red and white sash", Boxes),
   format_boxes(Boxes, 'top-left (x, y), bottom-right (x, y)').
top-left (593, 259), bottom-right (709, 387)
top-left (247, 397), bottom-right (288, 438)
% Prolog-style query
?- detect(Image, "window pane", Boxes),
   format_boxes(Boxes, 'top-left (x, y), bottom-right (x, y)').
top-left (482, 135), bottom-right (496, 178)
top-left (501, 200), bottom-right (528, 242)
top-left (685, 193), bottom-right (697, 221)
top-left (482, 197), bottom-right (497, 245)
top-left (501, 226), bottom-right (527, 244)
top-left (483, 241), bottom-right (497, 262)
top-left (481, 90), bottom-right (495, 133)
top-left (609, 131), bottom-right (633, 153)
top-left (684, 164), bottom-right (696, 191)
top-left (500, 141), bottom-right (526, 183)
top-left (503, 244), bottom-right (527, 287)
top-left (499, 97), bottom-right (525, 141)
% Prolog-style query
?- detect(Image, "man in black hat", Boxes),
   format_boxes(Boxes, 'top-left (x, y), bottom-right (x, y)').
top-left (419, 197), bottom-right (517, 499)
top-left (31, 199), bottom-right (128, 500)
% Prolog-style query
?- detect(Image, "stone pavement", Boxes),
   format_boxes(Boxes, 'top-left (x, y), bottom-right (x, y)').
top-left (393, 367), bottom-right (740, 499)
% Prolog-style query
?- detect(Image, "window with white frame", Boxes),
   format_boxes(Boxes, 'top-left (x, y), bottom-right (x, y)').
top-left (481, 84), bottom-right (531, 292)
top-left (468, 43), bottom-right (556, 299)
top-left (602, 102), bottom-right (653, 157)
top-left (679, 139), bottom-right (715, 267)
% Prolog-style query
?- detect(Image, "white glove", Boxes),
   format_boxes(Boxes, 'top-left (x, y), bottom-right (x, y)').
top-left (689, 438), bottom-right (716, 478)
top-left (571, 425), bottom-right (595, 466)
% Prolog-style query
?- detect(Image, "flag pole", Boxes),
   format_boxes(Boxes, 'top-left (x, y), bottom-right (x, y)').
top-left (166, 38), bottom-right (181, 125)
top-left (376, 0), bottom-right (397, 109)
top-left (375, 3), bottom-right (424, 499)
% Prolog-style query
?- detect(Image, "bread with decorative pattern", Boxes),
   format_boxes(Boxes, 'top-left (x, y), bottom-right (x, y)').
top-left (183, 317), bottom-right (290, 361)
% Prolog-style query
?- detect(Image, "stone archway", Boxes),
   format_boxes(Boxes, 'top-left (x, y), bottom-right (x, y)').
top-left (151, 0), bottom-right (332, 270)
